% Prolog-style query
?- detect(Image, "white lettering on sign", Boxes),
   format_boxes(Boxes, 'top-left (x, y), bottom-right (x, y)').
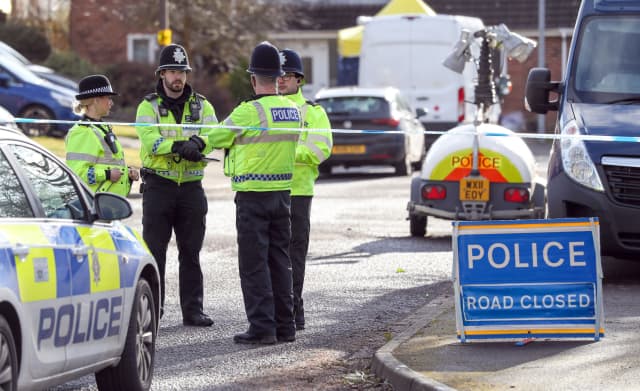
top-left (466, 241), bottom-right (587, 269)
top-left (466, 294), bottom-right (591, 310)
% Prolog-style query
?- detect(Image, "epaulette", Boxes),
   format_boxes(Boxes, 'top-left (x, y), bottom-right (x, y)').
top-left (193, 92), bottom-right (207, 101)
top-left (305, 99), bottom-right (319, 106)
top-left (144, 92), bottom-right (159, 101)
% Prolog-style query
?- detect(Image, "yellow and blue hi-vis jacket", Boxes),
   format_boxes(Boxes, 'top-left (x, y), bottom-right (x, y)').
top-left (285, 88), bottom-right (333, 196)
top-left (65, 122), bottom-right (132, 196)
top-left (135, 85), bottom-right (217, 184)
top-left (208, 94), bottom-right (301, 192)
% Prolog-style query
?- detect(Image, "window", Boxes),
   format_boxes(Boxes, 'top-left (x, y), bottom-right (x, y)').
top-left (127, 34), bottom-right (158, 64)
top-left (302, 57), bottom-right (313, 84)
top-left (0, 149), bottom-right (33, 217)
top-left (9, 145), bottom-right (85, 220)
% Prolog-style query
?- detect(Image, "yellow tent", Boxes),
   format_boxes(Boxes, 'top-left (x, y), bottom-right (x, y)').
top-left (338, 0), bottom-right (436, 57)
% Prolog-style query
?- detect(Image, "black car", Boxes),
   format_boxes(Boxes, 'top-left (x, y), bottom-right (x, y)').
top-left (314, 86), bottom-right (426, 175)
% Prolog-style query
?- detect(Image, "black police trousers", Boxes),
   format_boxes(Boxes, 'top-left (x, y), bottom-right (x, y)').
top-left (235, 190), bottom-right (295, 337)
top-left (290, 195), bottom-right (312, 328)
top-left (142, 173), bottom-right (208, 319)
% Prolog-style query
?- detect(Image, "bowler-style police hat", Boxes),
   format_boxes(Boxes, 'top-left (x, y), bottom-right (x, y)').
top-left (75, 74), bottom-right (118, 100)
top-left (156, 44), bottom-right (192, 76)
top-left (247, 41), bottom-right (284, 78)
top-left (281, 49), bottom-right (304, 78)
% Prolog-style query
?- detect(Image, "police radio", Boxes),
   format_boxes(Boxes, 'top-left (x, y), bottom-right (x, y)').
top-left (189, 96), bottom-right (201, 123)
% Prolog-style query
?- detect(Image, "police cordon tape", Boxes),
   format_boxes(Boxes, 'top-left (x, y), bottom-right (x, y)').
top-left (13, 117), bottom-right (640, 143)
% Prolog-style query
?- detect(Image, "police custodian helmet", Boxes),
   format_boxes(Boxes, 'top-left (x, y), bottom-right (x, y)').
top-left (280, 49), bottom-right (304, 78)
top-left (247, 41), bottom-right (284, 78)
top-left (156, 44), bottom-right (192, 76)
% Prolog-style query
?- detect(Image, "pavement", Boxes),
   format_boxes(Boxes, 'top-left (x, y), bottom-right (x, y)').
top-left (371, 282), bottom-right (640, 391)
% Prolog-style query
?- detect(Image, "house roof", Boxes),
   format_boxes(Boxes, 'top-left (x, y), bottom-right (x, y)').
top-left (289, 0), bottom-right (582, 31)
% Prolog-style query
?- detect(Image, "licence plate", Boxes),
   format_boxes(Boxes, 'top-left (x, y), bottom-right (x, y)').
top-left (332, 145), bottom-right (366, 154)
top-left (459, 176), bottom-right (489, 201)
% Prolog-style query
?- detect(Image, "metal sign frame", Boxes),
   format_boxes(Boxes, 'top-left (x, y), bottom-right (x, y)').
top-left (452, 218), bottom-right (604, 342)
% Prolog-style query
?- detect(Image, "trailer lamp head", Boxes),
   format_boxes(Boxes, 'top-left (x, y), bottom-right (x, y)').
top-left (490, 24), bottom-right (537, 63)
top-left (422, 184), bottom-right (447, 200)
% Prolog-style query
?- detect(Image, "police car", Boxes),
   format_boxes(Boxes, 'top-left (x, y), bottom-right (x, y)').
top-left (0, 126), bottom-right (160, 390)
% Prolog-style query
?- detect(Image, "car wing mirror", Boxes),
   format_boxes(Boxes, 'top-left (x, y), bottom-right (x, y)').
top-left (93, 192), bottom-right (133, 222)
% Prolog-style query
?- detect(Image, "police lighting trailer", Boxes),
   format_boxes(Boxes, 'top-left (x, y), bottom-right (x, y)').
top-left (452, 218), bottom-right (604, 342)
top-left (407, 24), bottom-right (545, 237)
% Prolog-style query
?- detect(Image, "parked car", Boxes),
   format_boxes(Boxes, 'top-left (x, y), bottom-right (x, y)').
top-left (0, 40), bottom-right (78, 90)
top-left (314, 86), bottom-right (425, 175)
top-left (0, 125), bottom-right (160, 390)
top-left (0, 54), bottom-right (78, 137)
top-left (525, 0), bottom-right (640, 257)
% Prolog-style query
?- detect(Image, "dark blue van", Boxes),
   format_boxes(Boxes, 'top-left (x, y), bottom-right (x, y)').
top-left (526, 0), bottom-right (640, 257)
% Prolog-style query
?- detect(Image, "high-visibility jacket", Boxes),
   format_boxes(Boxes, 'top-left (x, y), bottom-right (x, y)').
top-left (287, 89), bottom-right (333, 196)
top-left (208, 94), bottom-right (301, 192)
top-left (135, 90), bottom-right (217, 184)
top-left (65, 122), bottom-right (132, 196)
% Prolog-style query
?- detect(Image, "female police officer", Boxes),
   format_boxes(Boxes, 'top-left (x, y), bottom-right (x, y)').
top-left (65, 74), bottom-right (139, 197)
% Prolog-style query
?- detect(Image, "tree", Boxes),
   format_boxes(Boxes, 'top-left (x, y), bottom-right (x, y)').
top-left (127, 0), bottom-right (302, 74)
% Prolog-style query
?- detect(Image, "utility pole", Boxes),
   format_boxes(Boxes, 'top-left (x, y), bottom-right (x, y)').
top-left (158, 0), bottom-right (171, 48)
top-left (537, 0), bottom-right (546, 133)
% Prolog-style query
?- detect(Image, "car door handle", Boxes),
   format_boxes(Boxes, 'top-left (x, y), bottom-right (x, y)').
top-left (72, 245), bottom-right (88, 260)
top-left (12, 243), bottom-right (29, 262)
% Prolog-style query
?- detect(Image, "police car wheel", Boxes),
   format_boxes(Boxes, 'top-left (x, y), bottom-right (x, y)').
top-left (410, 214), bottom-right (427, 237)
top-left (0, 315), bottom-right (18, 391)
top-left (95, 279), bottom-right (156, 391)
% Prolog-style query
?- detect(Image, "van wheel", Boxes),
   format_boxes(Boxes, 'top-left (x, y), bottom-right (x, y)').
top-left (95, 279), bottom-right (156, 391)
top-left (410, 214), bottom-right (427, 237)
top-left (18, 105), bottom-right (54, 137)
top-left (0, 315), bottom-right (18, 391)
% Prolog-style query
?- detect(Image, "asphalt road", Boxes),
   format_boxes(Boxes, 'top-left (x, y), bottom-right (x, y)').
top-left (52, 152), bottom-right (457, 390)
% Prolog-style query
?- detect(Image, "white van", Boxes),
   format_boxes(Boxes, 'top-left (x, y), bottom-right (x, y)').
top-left (358, 14), bottom-right (489, 145)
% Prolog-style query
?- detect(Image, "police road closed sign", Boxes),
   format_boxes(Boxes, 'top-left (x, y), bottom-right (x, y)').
top-left (452, 218), bottom-right (604, 342)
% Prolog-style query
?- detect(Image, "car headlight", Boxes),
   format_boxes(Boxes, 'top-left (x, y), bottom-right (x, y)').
top-left (51, 91), bottom-right (75, 108)
top-left (560, 119), bottom-right (603, 191)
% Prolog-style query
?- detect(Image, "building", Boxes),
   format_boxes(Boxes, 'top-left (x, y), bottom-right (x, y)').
top-left (66, 0), bottom-right (581, 131)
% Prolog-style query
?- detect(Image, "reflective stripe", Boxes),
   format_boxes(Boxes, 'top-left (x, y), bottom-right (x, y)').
top-left (65, 152), bottom-right (125, 166)
top-left (235, 133), bottom-right (299, 145)
top-left (136, 115), bottom-right (155, 123)
top-left (203, 114), bottom-right (217, 123)
top-left (151, 169), bottom-right (203, 177)
top-left (160, 129), bottom-right (178, 137)
top-left (232, 172), bottom-right (293, 183)
top-left (223, 118), bottom-right (243, 135)
top-left (303, 133), bottom-right (333, 163)
top-left (252, 101), bottom-right (269, 128)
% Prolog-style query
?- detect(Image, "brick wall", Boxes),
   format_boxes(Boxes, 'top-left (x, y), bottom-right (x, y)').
top-left (502, 36), bottom-right (565, 132)
top-left (69, 0), bottom-right (153, 66)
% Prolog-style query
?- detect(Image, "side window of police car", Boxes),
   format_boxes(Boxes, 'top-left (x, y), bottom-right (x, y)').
top-left (8, 144), bottom-right (86, 220)
top-left (0, 149), bottom-right (33, 217)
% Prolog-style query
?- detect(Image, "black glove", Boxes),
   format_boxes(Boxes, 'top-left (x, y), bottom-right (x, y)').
top-left (180, 139), bottom-right (203, 162)
top-left (171, 140), bottom-right (185, 154)
top-left (189, 135), bottom-right (206, 152)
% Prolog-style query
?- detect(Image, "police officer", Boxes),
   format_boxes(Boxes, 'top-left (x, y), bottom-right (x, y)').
top-left (278, 49), bottom-right (332, 331)
top-left (135, 43), bottom-right (217, 326)
top-left (66, 74), bottom-right (139, 197)
top-left (208, 41), bottom-right (301, 344)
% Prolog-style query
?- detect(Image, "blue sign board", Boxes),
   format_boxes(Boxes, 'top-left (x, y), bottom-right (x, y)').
top-left (452, 218), bottom-right (604, 342)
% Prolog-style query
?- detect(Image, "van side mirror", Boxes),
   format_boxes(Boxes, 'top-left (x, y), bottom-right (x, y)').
top-left (525, 68), bottom-right (561, 114)
top-left (415, 107), bottom-right (428, 118)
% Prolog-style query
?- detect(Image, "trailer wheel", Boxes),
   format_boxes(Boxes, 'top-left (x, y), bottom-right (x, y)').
top-left (410, 214), bottom-right (427, 237)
